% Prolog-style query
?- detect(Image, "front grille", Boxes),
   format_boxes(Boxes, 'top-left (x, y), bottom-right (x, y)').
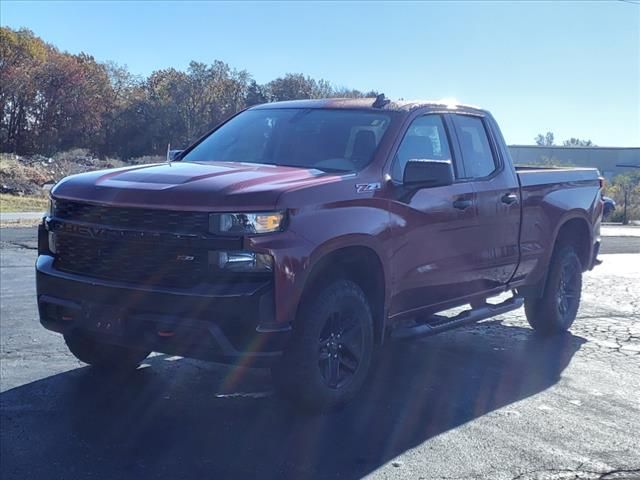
top-left (54, 234), bottom-right (208, 288)
top-left (54, 200), bottom-right (209, 235)
top-left (49, 200), bottom-right (247, 287)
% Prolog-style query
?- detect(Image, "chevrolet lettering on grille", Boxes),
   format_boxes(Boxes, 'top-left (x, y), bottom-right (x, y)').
top-left (48, 219), bottom-right (164, 241)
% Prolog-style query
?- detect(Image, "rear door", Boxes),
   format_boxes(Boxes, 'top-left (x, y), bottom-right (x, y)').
top-left (449, 113), bottom-right (521, 290)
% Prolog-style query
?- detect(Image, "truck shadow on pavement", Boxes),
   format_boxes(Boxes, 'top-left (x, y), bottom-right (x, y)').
top-left (1, 322), bottom-right (585, 480)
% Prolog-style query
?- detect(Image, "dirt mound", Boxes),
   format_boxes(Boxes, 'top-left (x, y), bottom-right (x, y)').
top-left (0, 150), bottom-right (162, 196)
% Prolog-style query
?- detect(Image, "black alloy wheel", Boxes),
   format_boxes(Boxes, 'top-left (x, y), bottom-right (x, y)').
top-left (556, 256), bottom-right (581, 327)
top-left (318, 310), bottom-right (364, 389)
top-left (524, 245), bottom-right (583, 335)
top-left (271, 279), bottom-right (374, 411)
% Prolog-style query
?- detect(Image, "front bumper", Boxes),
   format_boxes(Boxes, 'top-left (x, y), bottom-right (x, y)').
top-left (36, 253), bottom-right (291, 367)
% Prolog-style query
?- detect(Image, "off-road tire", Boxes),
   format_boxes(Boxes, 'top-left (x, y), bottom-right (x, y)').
top-left (64, 330), bottom-right (150, 371)
top-left (272, 280), bottom-right (374, 412)
top-left (524, 246), bottom-right (582, 336)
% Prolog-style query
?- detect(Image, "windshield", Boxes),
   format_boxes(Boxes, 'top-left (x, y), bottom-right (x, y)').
top-left (181, 108), bottom-right (393, 172)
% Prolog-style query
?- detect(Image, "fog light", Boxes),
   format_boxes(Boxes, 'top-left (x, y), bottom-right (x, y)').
top-left (48, 232), bottom-right (57, 254)
top-left (208, 251), bottom-right (273, 272)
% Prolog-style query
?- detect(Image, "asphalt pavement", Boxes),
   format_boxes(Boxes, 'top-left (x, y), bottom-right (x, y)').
top-left (1, 227), bottom-right (639, 480)
top-left (0, 212), bottom-right (45, 223)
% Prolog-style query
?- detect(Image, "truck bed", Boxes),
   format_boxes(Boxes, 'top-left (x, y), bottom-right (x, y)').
top-left (515, 165), bottom-right (601, 188)
top-left (513, 164), bottom-right (602, 290)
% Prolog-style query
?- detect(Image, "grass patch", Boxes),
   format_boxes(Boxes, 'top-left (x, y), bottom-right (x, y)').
top-left (0, 194), bottom-right (48, 213)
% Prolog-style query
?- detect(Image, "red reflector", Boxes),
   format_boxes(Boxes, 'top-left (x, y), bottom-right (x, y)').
top-left (157, 331), bottom-right (175, 337)
top-left (61, 315), bottom-right (73, 321)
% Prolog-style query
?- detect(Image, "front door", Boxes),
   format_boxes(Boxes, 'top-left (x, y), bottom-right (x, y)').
top-left (388, 113), bottom-right (480, 317)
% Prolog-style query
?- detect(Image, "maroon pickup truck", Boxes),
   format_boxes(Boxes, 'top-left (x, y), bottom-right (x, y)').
top-left (37, 97), bottom-right (603, 410)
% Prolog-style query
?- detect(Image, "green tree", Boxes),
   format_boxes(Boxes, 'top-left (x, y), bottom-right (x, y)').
top-left (330, 87), bottom-right (372, 98)
top-left (312, 78), bottom-right (334, 99)
top-left (563, 138), bottom-right (595, 147)
top-left (266, 73), bottom-right (317, 101)
top-left (99, 62), bottom-right (143, 157)
top-left (142, 61), bottom-right (251, 153)
top-left (607, 172), bottom-right (640, 224)
top-left (245, 80), bottom-right (268, 107)
top-left (534, 131), bottom-right (555, 146)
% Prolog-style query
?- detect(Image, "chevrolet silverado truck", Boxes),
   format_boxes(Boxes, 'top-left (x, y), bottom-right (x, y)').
top-left (37, 97), bottom-right (603, 410)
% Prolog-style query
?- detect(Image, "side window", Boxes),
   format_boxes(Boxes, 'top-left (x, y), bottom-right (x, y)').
top-left (452, 115), bottom-right (497, 179)
top-left (392, 115), bottom-right (451, 181)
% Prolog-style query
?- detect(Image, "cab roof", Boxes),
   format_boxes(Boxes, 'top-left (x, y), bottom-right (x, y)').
top-left (249, 97), bottom-right (488, 115)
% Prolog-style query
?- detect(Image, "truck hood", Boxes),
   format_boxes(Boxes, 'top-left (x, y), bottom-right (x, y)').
top-left (51, 161), bottom-right (343, 211)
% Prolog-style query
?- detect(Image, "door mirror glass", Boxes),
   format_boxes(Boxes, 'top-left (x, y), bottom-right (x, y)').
top-left (403, 159), bottom-right (454, 188)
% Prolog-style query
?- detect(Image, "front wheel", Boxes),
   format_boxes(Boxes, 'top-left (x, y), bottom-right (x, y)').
top-left (271, 280), bottom-right (374, 412)
top-left (525, 246), bottom-right (582, 336)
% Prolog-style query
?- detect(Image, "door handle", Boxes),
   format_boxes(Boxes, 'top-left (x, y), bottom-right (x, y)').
top-left (501, 193), bottom-right (518, 205)
top-left (453, 198), bottom-right (473, 210)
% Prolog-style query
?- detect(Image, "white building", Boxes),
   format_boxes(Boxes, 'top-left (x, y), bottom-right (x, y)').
top-left (508, 146), bottom-right (640, 179)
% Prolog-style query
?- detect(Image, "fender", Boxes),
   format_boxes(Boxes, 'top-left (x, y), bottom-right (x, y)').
top-left (301, 234), bottom-right (390, 343)
top-left (304, 233), bottom-right (389, 289)
top-left (519, 209), bottom-right (594, 298)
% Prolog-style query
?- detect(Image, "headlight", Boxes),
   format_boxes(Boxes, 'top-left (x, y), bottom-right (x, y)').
top-left (210, 212), bottom-right (285, 235)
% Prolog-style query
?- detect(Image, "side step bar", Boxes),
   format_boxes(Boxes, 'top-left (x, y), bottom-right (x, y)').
top-left (390, 295), bottom-right (524, 340)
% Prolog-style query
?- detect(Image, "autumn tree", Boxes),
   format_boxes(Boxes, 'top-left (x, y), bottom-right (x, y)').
top-left (1, 28), bottom-right (112, 155)
top-left (0, 27), bottom-right (377, 158)
top-left (0, 28), bottom-right (48, 153)
top-left (33, 52), bottom-right (112, 153)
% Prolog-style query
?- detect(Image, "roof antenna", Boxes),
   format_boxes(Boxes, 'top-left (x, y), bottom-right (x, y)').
top-left (166, 143), bottom-right (172, 166)
top-left (372, 93), bottom-right (390, 108)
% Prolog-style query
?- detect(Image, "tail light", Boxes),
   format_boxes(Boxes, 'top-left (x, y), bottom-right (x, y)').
top-left (598, 176), bottom-right (605, 190)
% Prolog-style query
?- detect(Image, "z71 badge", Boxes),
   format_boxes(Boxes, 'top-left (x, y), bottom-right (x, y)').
top-left (355, 182), bottom-right (381, 193)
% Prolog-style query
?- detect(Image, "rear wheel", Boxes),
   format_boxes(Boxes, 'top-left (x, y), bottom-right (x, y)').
top-left (272, 280), bottom-right (374, 412)
top-left (64, 330), bottom-right (150, 371)
top-left (524, 246), bottom-right (582, 336)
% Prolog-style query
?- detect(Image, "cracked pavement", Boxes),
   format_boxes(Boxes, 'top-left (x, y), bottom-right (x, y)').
top-left (1, 227), bottom-right (639, 480)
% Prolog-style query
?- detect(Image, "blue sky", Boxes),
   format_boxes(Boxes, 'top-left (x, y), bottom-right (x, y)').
top-left (2, 1), bottom-right (639, 146)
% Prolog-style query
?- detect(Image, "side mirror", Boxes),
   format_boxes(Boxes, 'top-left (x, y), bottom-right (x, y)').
top-left (168, 149), bottom-right (184, 161)
top-left (403, 159), bottom-right (454, 188)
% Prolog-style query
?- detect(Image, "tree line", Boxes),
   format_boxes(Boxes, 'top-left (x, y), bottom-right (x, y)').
top-left (0, 27), bottom-right (377, 159)
top-left (534, 131), bottom-right (594, 147)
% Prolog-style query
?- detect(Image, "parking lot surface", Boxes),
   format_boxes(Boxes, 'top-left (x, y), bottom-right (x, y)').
top-left (1, 227), bottom-right (639, 480)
